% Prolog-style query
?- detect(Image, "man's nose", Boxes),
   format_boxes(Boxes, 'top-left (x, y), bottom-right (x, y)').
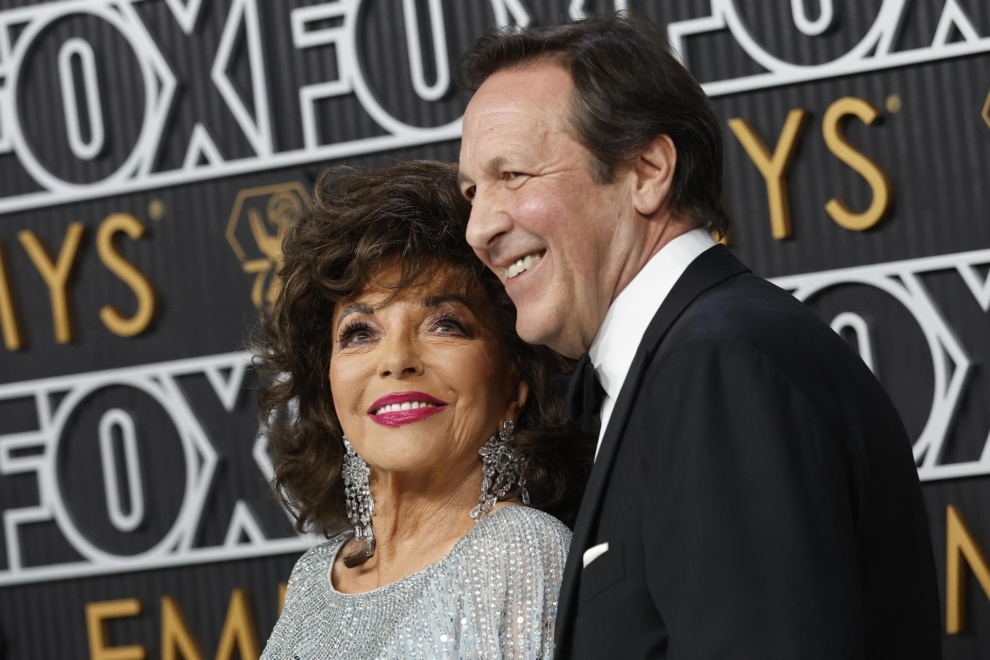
top-left (377, 332), bottom-right (424, 379)
top-left (465, 187), bottom-right (511, 257)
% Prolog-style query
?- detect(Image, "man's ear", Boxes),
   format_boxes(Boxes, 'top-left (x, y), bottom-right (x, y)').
top-left (631, 135), bottom-right (677, 217)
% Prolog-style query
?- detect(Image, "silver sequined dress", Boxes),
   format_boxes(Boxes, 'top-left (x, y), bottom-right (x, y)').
top-left (261, 505), bottom-right (571, 660)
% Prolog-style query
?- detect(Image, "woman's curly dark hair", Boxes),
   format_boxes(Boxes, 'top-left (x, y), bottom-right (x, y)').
top-left (253, 160), bottom-right (593, 542)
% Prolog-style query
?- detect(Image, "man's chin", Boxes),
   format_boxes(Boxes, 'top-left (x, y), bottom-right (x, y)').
top-left (514, 313), bottom-right (581, 357)
top-left (514, 313), bottom-right (556, 349)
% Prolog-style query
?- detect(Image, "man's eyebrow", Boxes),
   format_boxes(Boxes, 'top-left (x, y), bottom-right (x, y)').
top-left (458, 157), bottom-right (508, 186)
top-left (485, 156), bottom-right (506, 172)
top-left (422, 294), bottom-right (472, 309)
top-left (335, 303), bottom-right (374, 329)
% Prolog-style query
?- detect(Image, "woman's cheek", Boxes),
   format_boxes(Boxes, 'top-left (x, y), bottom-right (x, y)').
top-left (329, 359), bottom-right (362, 423)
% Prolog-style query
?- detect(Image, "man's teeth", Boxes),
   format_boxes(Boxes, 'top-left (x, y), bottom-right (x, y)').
top-left (375, 402), bottom-right (440, 414)
top-left (505, 253), bottom-right (543, 279)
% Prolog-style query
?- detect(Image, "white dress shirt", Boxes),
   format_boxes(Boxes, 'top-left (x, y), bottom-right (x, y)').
top-left (588, 228), bottom-right (718, 456)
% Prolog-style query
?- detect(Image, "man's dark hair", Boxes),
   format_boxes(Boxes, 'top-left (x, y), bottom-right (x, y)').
top-left (457, 11), bottom-right (728, 237)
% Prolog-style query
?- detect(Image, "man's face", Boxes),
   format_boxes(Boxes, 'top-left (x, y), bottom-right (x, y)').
top-left (459, 63), bottom-right (635, 358)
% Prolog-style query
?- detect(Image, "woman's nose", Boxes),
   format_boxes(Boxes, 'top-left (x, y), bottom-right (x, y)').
top-left (377, 333), bottom-right (423, 379)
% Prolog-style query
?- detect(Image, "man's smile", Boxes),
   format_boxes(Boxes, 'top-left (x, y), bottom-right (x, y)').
top-left (505, 251), bottom-right (546, 279)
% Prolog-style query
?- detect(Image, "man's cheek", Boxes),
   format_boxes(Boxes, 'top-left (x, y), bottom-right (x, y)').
top-left (514, 194), bottom-right (557, 238)
top-left (472, 247), bottom-right (497, 271)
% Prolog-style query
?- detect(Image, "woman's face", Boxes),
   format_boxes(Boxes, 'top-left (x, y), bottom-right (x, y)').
top-left (329, 266), bottom-right (528, 477)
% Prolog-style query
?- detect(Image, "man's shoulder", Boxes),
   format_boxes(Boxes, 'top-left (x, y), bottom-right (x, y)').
top-left (638, 269), bottom-right (885, 417)
top-left (661, 271), bottom-right (846, 364)
top-left (636, 269), bottom-right (899, 436)
top-left (687, 270), bottom-right (812, 327)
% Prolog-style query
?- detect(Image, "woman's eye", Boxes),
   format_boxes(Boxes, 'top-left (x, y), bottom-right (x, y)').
top-left (339, 323), bottom-right (376, 346)
top-left (432, 317), bottom-right (467, 335)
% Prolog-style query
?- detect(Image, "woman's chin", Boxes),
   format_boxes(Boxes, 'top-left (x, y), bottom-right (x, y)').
top-left (361, 440), bottom-right (454, 476)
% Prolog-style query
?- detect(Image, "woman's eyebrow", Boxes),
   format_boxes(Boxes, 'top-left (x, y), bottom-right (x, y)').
top-left (335, 303), bottom-right (374, 329)
top-left (422, 294), bottom-right (471, 308)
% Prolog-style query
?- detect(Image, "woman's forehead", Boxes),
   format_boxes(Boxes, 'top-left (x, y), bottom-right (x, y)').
top-left (357, 266), bottom-right (468, 301)
top-left (335, 264), bottom-right (491, 320)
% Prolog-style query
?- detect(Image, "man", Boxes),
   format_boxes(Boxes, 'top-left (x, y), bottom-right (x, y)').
top-left (456, 12), bottom-right (941, 660)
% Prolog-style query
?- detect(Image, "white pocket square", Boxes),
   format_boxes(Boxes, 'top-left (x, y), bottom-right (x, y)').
top-left (582, 542), bottom-right (609, 568)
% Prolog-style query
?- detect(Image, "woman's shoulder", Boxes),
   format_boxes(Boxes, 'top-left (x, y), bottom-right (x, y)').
top-left (483, 504), bottom-right (571, 535)
top-left (470, 505), bottom-right (571, 564)
top-left (285, 534), bottom-right (348, 591)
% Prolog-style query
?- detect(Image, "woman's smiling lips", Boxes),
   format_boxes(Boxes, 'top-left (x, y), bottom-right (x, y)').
top-left (368, 391), bottom-right (448, 428)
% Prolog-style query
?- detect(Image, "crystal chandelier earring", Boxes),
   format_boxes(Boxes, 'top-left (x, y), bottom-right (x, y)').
top-left (342, 436), bottom-right (376, 562)
top-left (470, 420), bottom-right (529, 519)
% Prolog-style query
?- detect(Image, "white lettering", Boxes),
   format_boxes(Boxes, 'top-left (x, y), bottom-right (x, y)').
top-left (98, 408), bottom-right (145, 533)
top-left (830, 312), bottom-right (876, 374)
top-left (790, 0), bottom-right (833, 37)
top-left (403, 0), bottom-right (451, 102)
top-left (0, 0), bottom-right (985, 216)
top-left (57, 38), bottom-right (105, 161)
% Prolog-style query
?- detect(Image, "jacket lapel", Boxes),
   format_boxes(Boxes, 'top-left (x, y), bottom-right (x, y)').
top-left (553, 245), bottom-right (750, 657)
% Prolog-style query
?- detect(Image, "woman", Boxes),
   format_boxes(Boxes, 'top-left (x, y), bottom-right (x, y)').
top-left (255, 160), bottom-right (592, 659)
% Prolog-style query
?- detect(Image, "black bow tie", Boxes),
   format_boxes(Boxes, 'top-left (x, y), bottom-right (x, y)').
top-left (552, 353), bottom-right (605, 434)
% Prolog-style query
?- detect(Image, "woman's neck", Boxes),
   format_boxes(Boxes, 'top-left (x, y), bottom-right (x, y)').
top-left (333, 460), bottom-right (486, 592)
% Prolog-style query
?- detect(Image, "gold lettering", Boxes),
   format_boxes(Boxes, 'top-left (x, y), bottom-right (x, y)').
top-left (728, 110), bottom-right (808, 240)
top-left (96, 214), bottom-right (157, 337)
top-left (18, 222), bottom-right (85, 344)
top-left (822, 97), bottom-right (892, 231)
top-left (0, 240), bottom-right (24, 350)
top-left (242, 259), bottom-right (271, 310)
top-left (85, 598), bottom-right (147, 660)
top-left (215, 589), bottom-right (260, 660)
top-left (946, 505), bottom-right (990, 634)
top-left (161, 596), bottom-right (204, 660)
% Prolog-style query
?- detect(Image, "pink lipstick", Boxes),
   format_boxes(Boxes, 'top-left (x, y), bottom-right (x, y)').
top-left (368, 391), bottom-right (447, 428)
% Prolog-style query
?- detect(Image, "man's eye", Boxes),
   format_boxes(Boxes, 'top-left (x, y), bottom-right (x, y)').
top-left (463, 185), bottom-right (476, 200)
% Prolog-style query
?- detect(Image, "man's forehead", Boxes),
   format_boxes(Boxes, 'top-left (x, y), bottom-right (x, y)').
top-left (479, 59), bottom-right (572, 94)
top-left (459, 112), bottom-right (548, 179)
top-left (460, 66), bottom-right (573, 172)
top-left (469, 65), bottom-right (572, 118)
top-left (482, 68), bottom-right (571, 124)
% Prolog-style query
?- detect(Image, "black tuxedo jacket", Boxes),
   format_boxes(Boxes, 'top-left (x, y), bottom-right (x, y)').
top-left (553, 245), bottom-right (941, 659)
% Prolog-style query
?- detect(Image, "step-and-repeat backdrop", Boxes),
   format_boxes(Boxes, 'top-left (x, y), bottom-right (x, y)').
top-left (0, 0), bottom-right (989, 657)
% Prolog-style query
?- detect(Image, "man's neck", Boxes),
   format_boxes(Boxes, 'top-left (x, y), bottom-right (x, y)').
top-left (608, 215), bottom-right (697, 310)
